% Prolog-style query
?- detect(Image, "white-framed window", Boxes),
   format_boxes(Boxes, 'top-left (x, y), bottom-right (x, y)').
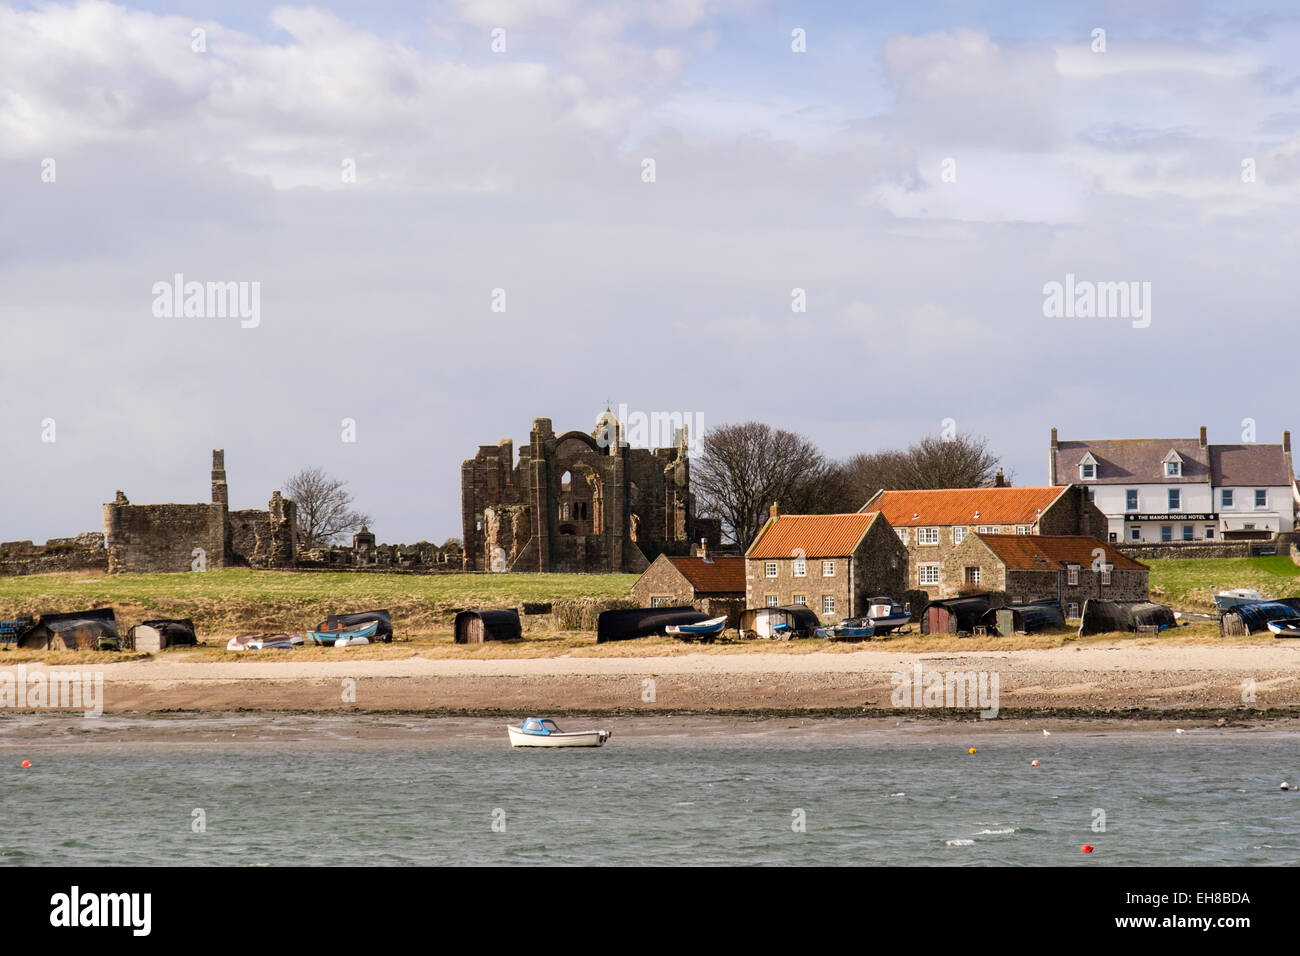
top-left (896, 528), bottom-right (908, 544)
top-left (1205, 526), bottom-right (1215, 539)
top-left (1161, 525), bottom-right (1172, 542)
top-left (918, 527), bottom-right (939, 546)
top-left (1016, 525), bottom-right (1032, 535)
top-left (764, 562), bottom-right (778, 578)
top-left (1165, 460), bottom-right (1181, 477)
top-left (821, 594), bottom-right (835, 615)
top-left (1221, 489), bottom-right (1234, 508)
top-left (792, 594), bottom-right (806, 605)
top-left (1066, 565), bottom-right (1080, 585)
top-left (651, 596), bottom-right (674, 608)
top-left (1081, 463), bottom-right (1096, 480)
top-left (918, 564), bottom-right (940, 586)
top-left (1130, 526), bottom-right (1140, 541)
top-left (793, 559), bottom-right (806, 577)
top-left (965, 566), bottom-right (980, 584)
top-left (765, 594), bottom-right (779, 608)
top-left (822, 561), bottom-right (835, 577)
top-left (1168, 489), bottom-right (1181, 510)
top-left (953, 526), bottom-right (967, 545)
top-left (1182, 525), bottom-right (1194, 541)
top-left (1126, 489), bottom-right (1139, 511)
top-left (1101, 568), bottom-right (1112, 585)
top-left (1068, 602), bottom-right (1079, 619)
top-left (1255, 489), bottom-right (1268, 509)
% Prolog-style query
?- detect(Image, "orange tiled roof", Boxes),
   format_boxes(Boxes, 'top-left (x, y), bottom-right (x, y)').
top-left (746, 513), bottom-right (880, 559)
top-left (975, 534), bottom-right (1147, 571)
top-left (664, 555), bottom-right (746, 594)
top-left (860, 487), bottom-right (1068, 526)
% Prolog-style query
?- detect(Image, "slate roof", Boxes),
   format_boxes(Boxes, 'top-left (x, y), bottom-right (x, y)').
top-left (1053, 438), bottom-right (1209, 484)
top-left (1208, 444), bottom-right (1292, 487)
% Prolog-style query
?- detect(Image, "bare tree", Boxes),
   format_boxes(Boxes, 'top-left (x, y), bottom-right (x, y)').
top-left (836, 433), bottom-right (1006, 507)
top-left (283, 467), bottom-right (373, 549)
top-left (692, 422), bottom-right (838, 549)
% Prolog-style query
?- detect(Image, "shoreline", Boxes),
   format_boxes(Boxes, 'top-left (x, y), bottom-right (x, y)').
top-left (3, 644), bottom-right (1300, 716)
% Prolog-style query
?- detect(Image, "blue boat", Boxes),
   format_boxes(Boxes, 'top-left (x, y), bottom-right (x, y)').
top-left (867, 597), bottom-right (911, 634)
top-left (828, 618), bottom-right (874, 640)
top-left (308, 619), bottom-right (379, 646)
top-left (665, 615), bottom-right (727, 641)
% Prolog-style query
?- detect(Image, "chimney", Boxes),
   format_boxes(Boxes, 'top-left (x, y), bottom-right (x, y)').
top-left (994, 468), bottom-right (1006, 488)
top-left (1048, 428), bottom-right (1058, 485)
top-left (1199, 425), bottom-right (1208, 448)
top-left (699, 537), bottom-right (709, 561)
top-left (770, 502), bottom-right (780, 519)
top-left (1284, 430), bottom-right (1291, 454)
top-left (1050, 427), bottom-right (1058, 450)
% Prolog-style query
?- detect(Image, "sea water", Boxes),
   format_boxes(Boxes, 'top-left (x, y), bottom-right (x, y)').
top-left (2, 717), bottom-right (1298, 866)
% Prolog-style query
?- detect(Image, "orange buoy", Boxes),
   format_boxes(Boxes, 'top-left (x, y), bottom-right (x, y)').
top-left (968, 747), bottom-right (977, 754)
top-left (1081, 844), bottom-right (1094, 853)
top-left (1031, 760), bottom-right (1040, 767)
top-left (20, 760), bottom-right (31, 768)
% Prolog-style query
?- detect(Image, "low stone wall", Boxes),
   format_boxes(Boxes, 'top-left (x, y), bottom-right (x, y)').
top-left (1118, 542), bottom-right (1253, 560)
top-left (0, 551), bottom-right (109, 577)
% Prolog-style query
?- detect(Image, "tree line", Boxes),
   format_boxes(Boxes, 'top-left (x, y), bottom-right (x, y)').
top-left (691, 423), bottom-right (1008, 549)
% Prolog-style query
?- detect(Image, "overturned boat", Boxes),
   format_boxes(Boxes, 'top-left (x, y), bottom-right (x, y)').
top-left (507, 717), bottom-right (610, 748)
top-left (308, 619), bottom-right (379, 646)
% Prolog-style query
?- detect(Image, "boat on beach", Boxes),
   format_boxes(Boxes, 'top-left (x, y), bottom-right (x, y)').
top-left (867, 598), bottom-right (911, 634)
top-left (826, 618), bottom-right (874, 640)
top-left (227, 633), bottom-right (298, 651)
top-left (507, 717), bottom-right (611, 748)
top-left (308, 619), bottom-right (379, 646)
top-left (333, 634), bottom-right (371, 647)
top-left (1215, 588), bottom-right (1267, 613)
top-left (1267, 617), bottom-right (1300, 638)
top-left (665, 616), bottom-right (726, 641)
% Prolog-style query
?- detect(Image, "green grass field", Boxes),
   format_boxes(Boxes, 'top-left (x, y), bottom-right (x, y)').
top-left (0, 570), bottom-right (637, 636)
top-left (1146, 555), bottom-right (1300, 609)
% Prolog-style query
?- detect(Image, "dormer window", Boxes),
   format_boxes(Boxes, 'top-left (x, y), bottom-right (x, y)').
top-left (1162, 450), bottom-right (1182, 478)
top-left (1078, 452), bottom-right (1097, 481)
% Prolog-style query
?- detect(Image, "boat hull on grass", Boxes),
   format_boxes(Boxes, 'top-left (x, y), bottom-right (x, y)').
top-left (1268, 617), bottom-right (1300, 639)
top-left (309, 620), bottom-right (379, 646)
top-left (665, 616), bottom-right (727, 641)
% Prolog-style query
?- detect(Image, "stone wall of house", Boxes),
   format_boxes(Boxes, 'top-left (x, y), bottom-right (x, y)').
top-left (630, 556), bottom-right (692, 607)
top-left (745, 555), bottom-right (853, 620)
top-left (1003, 568), bottom-right (1148, 613)
top-left (852, 517), bottom-right (910, 605)
top-left (1040, 485), bottom-right (1111, 539)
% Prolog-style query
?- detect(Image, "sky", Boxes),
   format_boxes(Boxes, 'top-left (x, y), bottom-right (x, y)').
top-left (2, 0), bottom-right (1298, 544)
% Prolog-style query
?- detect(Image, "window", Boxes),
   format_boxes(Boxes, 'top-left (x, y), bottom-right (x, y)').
top-left (1087, 487), bottom-right (1096, 502)
top-left (793, 559), bottom-right (806, 578)
top-left (896, 529), bottom-right (908, 544)
top-left (765, 562), bottom-right (778, 578)
top-left (1081, 463), bottom-right (1096, 480)
top-left (953, 526), bottom-right (967, 545)
top-left (1255, 489), bottom-right (1268, 509)
top-left (1205, 527), bottom-right (1215, 539)
top-left (1130, 526), bottom-right (1141, 541)
top-left (1066, 565), bottom-right (1080, 585)
top-left (1016, 525), bottom-right (1032, 535)
top-left (965, 566), bottom-right (980, 585)
top-left (1221, 489), bottom-right (1234, 508)
top-left (822, 561), bottom-right (835, 577)
top-left (1165, 460), bottom-right (1181, 477)
top-left (1068, 602), bottom-right (1079, 619)
top-left (1101, 567), bottom-right (1112, 585)
top-left (1182, 525), bottom-right (1194, 541)
top-left (792, 594), bottom-right (806, 606)
top-left (650, 596), bottom-right (674, 608)
top-left (918, 564), bottom-right (940, 586)
top-left (765, 594), bottom-right (779, 608)
top-left (821, 595), bottom-right (835, 615)
top-left (918, 528), bottom-right (939, 546)
top-left (1126, 489), bottom-right (1139, 511)
top-left (1161, 526), bottom-right (1172, 542)
top-left (1168, 489), bottom-right (1181, 510)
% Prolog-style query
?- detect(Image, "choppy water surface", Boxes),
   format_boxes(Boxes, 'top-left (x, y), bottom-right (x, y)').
top-left (2, 719), bottom-right (1298, 865)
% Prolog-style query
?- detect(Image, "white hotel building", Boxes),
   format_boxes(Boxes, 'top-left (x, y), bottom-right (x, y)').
top-left (1049, 427), bottom-right (1299, 545)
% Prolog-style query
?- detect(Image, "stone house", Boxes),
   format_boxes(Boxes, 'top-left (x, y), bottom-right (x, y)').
top-left (743, 508), bottom-right (908, 621)
top-left (461, 412), bottom-right (720, 574)
top-left (630, 548), bottom-right (746, 623)
top-left (946, 533), bottom-right (1149, 617)
top-left (858, 485), bottom-right (1107, 598)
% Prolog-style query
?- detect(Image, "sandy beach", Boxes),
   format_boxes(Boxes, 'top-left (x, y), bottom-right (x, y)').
top-left (4, 643), bottom-right (1300, 715)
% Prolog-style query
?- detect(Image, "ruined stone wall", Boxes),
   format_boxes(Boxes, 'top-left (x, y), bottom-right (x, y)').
top-left (102, 502), bottom-right (218, 573)
top-left (0, 550), bottom-right (108, 576)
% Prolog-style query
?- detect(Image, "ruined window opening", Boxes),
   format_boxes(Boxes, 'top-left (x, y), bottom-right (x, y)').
top-left (561, 470), bottom-right (572, 491)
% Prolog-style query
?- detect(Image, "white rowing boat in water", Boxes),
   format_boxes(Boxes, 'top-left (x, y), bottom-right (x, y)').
top-left (507, 716), bottom-right (611, 748)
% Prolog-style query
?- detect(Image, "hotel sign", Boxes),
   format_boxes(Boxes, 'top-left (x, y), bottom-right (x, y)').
top-left (1123, 513), bottom-right (1217, 522)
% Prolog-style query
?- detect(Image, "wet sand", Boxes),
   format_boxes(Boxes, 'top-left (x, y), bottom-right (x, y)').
top-left (3, 644), bottom-right (1300, 716)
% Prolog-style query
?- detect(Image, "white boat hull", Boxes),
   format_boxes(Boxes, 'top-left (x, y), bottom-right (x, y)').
top-left (507, 725), bottom-right (610, 748)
